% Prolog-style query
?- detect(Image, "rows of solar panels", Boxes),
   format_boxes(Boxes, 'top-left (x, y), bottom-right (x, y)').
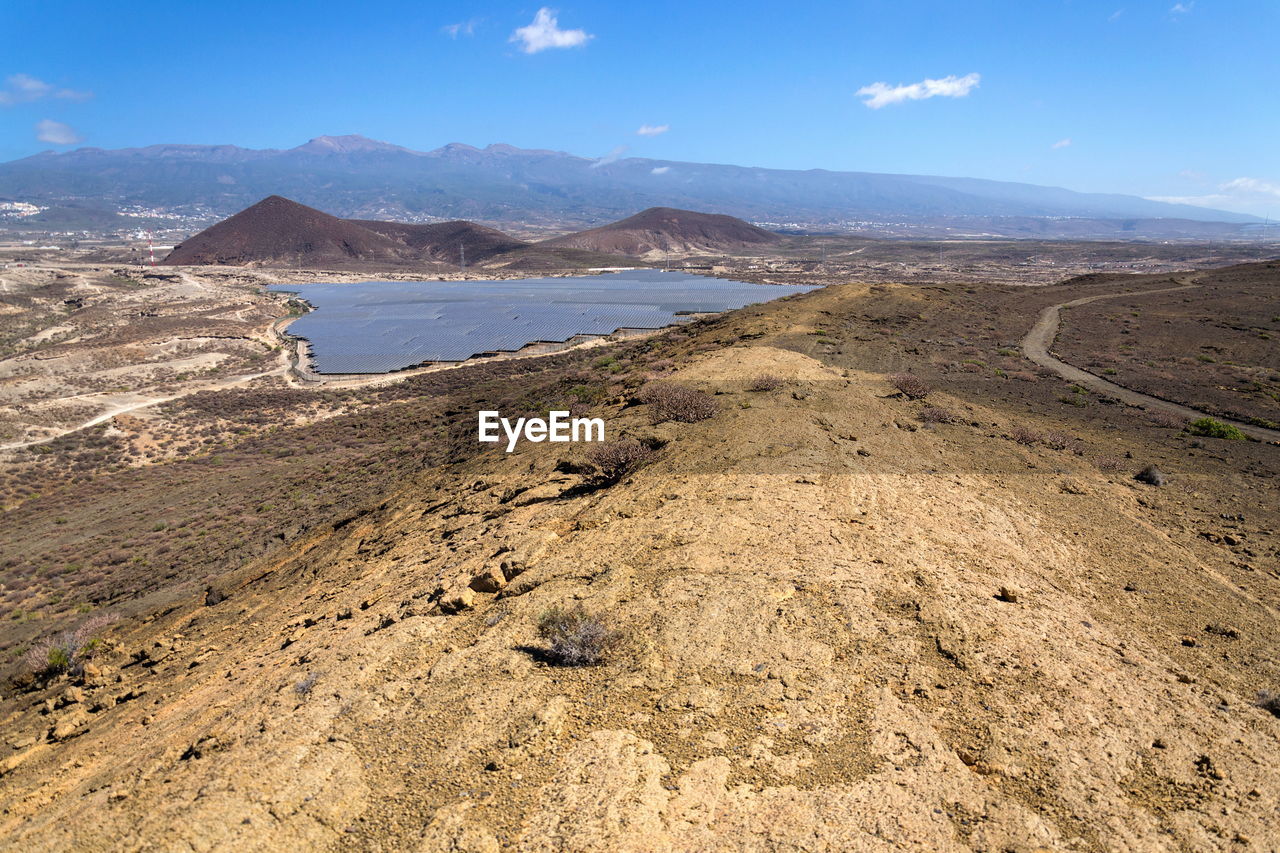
top-left (267, 269), bottom-right (815, 374)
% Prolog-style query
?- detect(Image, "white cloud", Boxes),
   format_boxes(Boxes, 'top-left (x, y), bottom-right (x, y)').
top-left (856, 73), bottom-right (980, 109)
top-left (651, 166), bottom-right (670, 175)
top-left (442, 19), bottom-right (477, 38)
top-left (1170, 2), bottom-right (1194, 14)
top-left (35, 119), bottom-right (82, 145)
top-left (510, 8), bottom-right (592, 54)
top-left (1148, 175), bottom-right (1280, 216)
top-left (589, 145), bottom-right (628, 169)
top-left (1221, 177), bottom-right (1280, 198)
top-left (1051, 138), bottom-right (1072, 149)
top-left (0, 74), bottom-right (91, 107)
top-left (636, 123), bottom-right (669, 137)
top-left (1108, 8), bottom-right (1125, 21)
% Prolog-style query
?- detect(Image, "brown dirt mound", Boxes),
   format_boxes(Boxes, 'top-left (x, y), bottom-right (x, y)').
top-left (350, 219), bottom-right (529, 265)
top-left (162, 196), bottom-right (409, 267)
top-left (541, 206), bottom-right (781, 258)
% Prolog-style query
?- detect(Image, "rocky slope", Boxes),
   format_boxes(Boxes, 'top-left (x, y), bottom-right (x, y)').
top-left (1, 279), bottom-right (1278, 850)
top-left (539, 207), bottom-right (781, 259)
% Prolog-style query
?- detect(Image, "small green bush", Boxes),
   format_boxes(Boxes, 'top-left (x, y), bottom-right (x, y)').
top-left (1187, 418), bottom-right (1247, 440)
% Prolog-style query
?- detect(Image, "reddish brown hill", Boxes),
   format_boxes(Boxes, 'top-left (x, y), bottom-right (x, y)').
top-left (540, 206), bottom-right (781, 257)
top-left (349, 219), bottom-right (528, 265)
top-left (162, 196), bottom-right (408, 267)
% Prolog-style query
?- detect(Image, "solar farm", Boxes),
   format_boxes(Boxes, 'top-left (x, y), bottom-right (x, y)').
top-left (267, 269), bottom-right (815, 374)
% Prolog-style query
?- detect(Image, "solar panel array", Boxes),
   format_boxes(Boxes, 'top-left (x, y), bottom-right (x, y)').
top-left (267, 269), bottom-right (815, 374)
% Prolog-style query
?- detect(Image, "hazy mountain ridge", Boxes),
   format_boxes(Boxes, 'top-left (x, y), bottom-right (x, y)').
top-left (0, 135), bottom-right (1257, 229)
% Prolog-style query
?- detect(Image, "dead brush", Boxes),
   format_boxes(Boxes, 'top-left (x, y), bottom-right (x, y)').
top-left (1147, 410), bottom-right (1188, 429)
top-left (1041, 430), bottom-right (1074, 451)
top-left (536, 605), bottom-right (625, 667)
top-left (1009, 425), bottom-right (1043, 446)
top-left (917, 406), bottom-right (955, 425)
top-left (748, 374), bottom-right (784, 392)
top-left (1094, 455), bottom-right (1126, 473)
top-left (1256, 690), bottom-right (1280, 718)
top-left (888, 373), bottom-right (931, 400)
top-left (21, 613), bottom-right (115, 678)
top-left (585, 439), bottom-right (657, 485)
top-left (636, 382), bottom-right (718, 424)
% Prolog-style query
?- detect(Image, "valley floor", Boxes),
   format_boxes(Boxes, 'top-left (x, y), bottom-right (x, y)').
top-left (1, 265), bottom-right (1278, 851)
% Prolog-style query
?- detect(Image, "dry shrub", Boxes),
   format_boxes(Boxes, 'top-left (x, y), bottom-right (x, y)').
top-left (888, 373), bottom-right (931, 400)
top-left (638, 382), bottom-right (718, 424)
top-left (22, 613), bottom-right (115, 677)
top-left (1094, 455), bottom-right (1125, 473)
top-left (1257, 690), bottom-right (1280, 718)
top-left (586, 439), bottom-right (656, 485)
top-left (748, 374), bottom-right (784, 392)
top-left (917, 406), bottom-right (955, 424)
top-left (1147, 410), bottom-right (1187, 429)
top-left (1009, 425), bottom-right (1043, 446)
top-left (1042, 430), bottom-right (1073, 451)
top-left (1008, 371), bottom-right (1038, 382)
top-left (536, 605), bottom-right (624, 666)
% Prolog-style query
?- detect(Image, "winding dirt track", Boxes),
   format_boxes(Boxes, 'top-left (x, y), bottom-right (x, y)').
top-left (1021, 278), bottom-right (1280, 443)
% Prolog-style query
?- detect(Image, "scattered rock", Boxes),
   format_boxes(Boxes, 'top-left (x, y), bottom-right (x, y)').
top-left (995, 587), bottom-right (1020, 604)
top-left (1180, 636), bottom-right (1198, 647)
top-left (1204, 623), bottom-right (1240, 639)
top-left (1135, 465), bottom-right (1166, 486)
top-left (469, 567), bottom-right (507, 594)
top-left (204, 586), bottom-right (227, 606)
top-left (439, 587), bottom-right (476, 614)
top-left (856, 448), bottom-right (872, 457)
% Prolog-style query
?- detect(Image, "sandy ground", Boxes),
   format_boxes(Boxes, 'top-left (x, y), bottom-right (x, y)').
top-left (1, 280), bottom-right (1276, 850)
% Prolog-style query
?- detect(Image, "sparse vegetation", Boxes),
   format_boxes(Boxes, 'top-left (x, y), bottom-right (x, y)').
top-left (1094, 455), bottom-right (1126, 473)
top-left (536, 605), bottom-right (624, 666)
top-left (917, 406), bottom-right (955, 424)
top-left (1187, 417), bottom-right (1247, 440)
top-left (1147, 410), bottom-right (1188, 429)
top-left (748, 374), bottom-right (784, 392)
top-left (1257, 690), bottom-right (1280, 718)
top-left (888, 373), bottom-right (930, 400)
top-left (586, 439), bottom-right (657, 485)
top-left (20, 613), bottom-right (114, 678)
top-left (1009, 425), bottom-right (1043, 446)
top-left (637, 382), bottom-right (718, 424)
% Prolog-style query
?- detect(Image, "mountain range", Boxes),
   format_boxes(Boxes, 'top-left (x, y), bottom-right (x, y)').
top-left (0, 135), bottom-right (1258, 233)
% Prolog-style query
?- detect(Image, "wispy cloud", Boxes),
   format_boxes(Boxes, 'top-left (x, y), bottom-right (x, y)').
top-left (1108, 8), bottom-right (1125, 21)
top-left (510, 8), bottom-right (592, 54)
top-left (1148, 176), bottom-right (1280, 214)
top-left (1051, 138), bottom-right (1072, 149)
top-left (636, 124), bottom-right (669, 137)
top-left (0, 74), bottom-right (91, 107)
top-left (856, 73), bottom-right (980, 109)
top-left (1170, 2), bottom-right (1194, 14)
top-left (35, 119), bottom-right (82, 145)
top-left (589, 145), bottom-right (628, 169)
top-left (442, 19), bottom-right (478, 38)
top-left (1221, 177), bottom-right (1280, 198)
top-left (651, 166), bottom-right (670, 175)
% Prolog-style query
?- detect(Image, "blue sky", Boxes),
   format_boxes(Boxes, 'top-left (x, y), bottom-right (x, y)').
top-left (2, 0), bottom-right (1277, 215)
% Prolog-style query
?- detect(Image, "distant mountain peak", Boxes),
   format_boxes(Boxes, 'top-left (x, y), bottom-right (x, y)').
top-left (293, 135), bottom-right (419, 155)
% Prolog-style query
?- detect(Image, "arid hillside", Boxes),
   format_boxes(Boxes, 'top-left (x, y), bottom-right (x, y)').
top-left (1, 265), bottom-right (1278, 850)
top-left (540, 206), bottom-right (782, 258)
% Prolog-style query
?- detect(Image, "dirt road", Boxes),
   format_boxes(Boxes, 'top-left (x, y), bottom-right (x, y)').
top-left (1021, 279), bottom-right (1280, 443)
